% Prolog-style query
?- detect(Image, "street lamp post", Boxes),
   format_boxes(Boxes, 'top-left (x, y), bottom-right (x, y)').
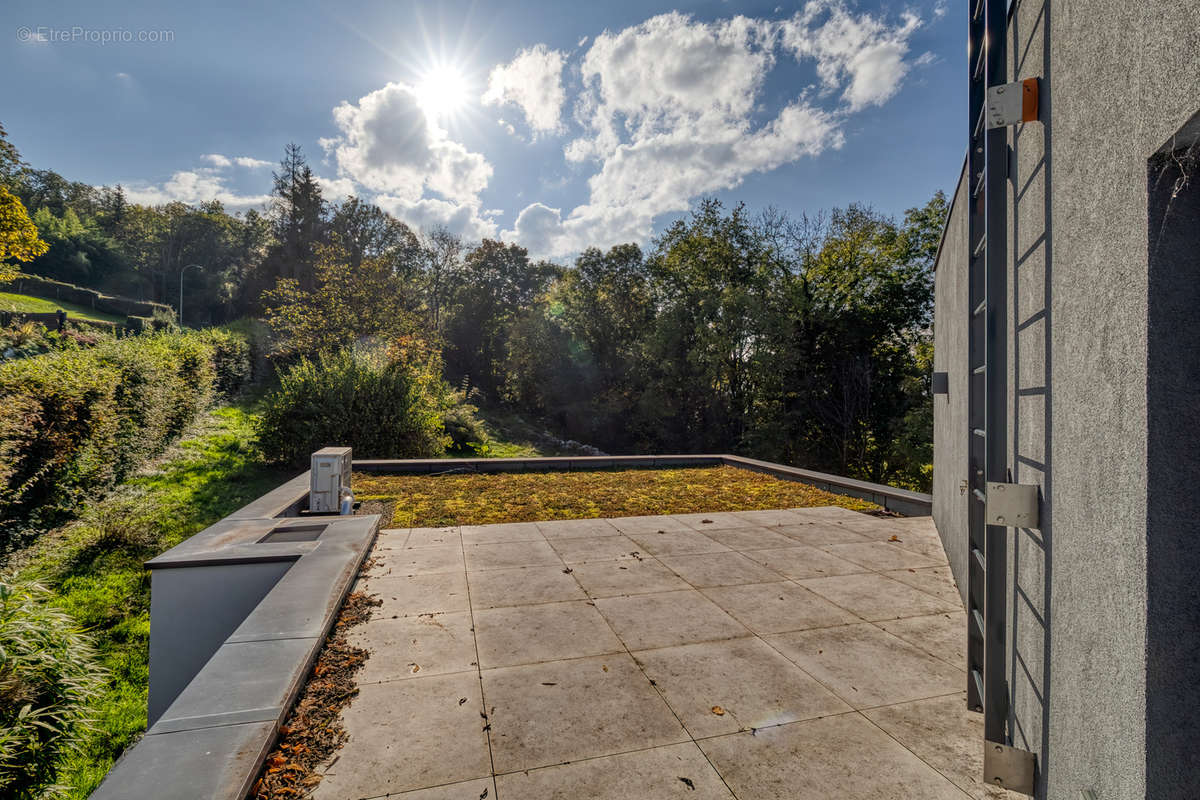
top-left (179, 264), bottom-right (203, 328)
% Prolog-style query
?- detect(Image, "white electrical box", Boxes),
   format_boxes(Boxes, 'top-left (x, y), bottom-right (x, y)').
top-left (310, 447), bottom-right (352, 513)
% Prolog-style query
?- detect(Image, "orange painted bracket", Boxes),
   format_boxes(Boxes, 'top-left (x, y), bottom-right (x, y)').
top-left (1021, 77), bottom-right (1039, 123)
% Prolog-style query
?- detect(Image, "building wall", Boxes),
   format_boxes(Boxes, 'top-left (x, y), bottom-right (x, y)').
top-left (931, 1), bottom-right (1200, 797)
top-left (932, 164), bottom-right (970, 607)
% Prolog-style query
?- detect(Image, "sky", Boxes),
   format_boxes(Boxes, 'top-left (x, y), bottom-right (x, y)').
top-left (2, 0), bottom-right (965, 260)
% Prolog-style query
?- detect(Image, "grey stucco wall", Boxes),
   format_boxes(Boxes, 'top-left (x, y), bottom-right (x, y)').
top-left (1047, 1), bottom-right (1199, 797)
top-left (931, 1), bottom-right (1200, 797)
top-left (932, 164), bottom-right (970, 608)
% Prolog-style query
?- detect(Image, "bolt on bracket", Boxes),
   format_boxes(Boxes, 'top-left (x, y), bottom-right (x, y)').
top-left (983, 741), bottom-right (1036, 795)
top-left (987, 77), bottom-right (1040, 128)
top-left (984, 482), bottom-right (1039, 528)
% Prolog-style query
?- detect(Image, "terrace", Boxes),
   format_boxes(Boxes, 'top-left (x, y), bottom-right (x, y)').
top-left (93, 457), bottom-right (1015, 800)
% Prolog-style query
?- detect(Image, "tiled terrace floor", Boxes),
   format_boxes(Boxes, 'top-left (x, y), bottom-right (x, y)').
top-left (316, 506), bottom-right (1014, 800)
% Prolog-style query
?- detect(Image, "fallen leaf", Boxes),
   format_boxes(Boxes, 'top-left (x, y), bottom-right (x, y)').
top-left (602, 664), bottom-right (609, 672)
top-left (409, 663), bottom-right (421, 673)
top-left (888, 535), bottom-right (902, 542)
top-left (711, 706), bottom-right (725, 716)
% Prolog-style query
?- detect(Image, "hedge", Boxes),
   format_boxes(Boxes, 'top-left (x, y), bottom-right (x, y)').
top-left (0, 328), bottom-right (251, 530)
top-left (1, 275), bottom-right (174, 321)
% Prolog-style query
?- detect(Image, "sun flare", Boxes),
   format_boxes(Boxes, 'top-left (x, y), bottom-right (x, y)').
top-left (414, 65), bottom-right (469, 120)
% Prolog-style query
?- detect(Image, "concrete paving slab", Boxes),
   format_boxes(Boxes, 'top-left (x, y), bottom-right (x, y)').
top-left (730, 508), bottom-right (822, 527)
top-left (351, 611), bottom-right (477, 683)
top-left (570, 558), bottom-right (691, 598)
top-left (671, 511), bottom-right (759, 530)
top-left (700, 526), bottom-right (803, 551)
top-left (883, 565), bottom-right (963, 603)
top-left (658, 551), bottom-right (783, 587)
top-left (633, 637), bottom-right (851, 737)
top-left (766, 623), bottom-right (964, 709)
top-left (473, 600), bottom-right (624, 668)
top-left (864, 692), bottom-right (1019, 799)
top-left (820, 541), bottom-right (947, 571)
top-left (892, 535), bottom-right (955, 562)
top-left (371, 529), bottom-right (410, 550)
top-left (701, 581), bottom-right (860, 635)
top-left (362, 572), bottom-right (470, 617)
top-left (494, 741), bottom-right (733, 799)
top-left (314, 672), bottom-right (490, 799)
top-left (740, 544), bottom-right (870, 580)
top-left (877, 611), bottom-right (968, 670)
top-left (546, 533), bottom-right (644, 564)
top-left (482, 653), bottom-right (689, 773)
top-left (404, 527), bottom-right (461, 548)
top-left (595, 589), bottom-right (750, 650)
top-left (607, 514), bottom-right (694, 534)
top-left (827, 514), bottom-right (908, 536)
top-left (773, 522), bottom-right (873, 546)
top-left (535, 517), bottom-right (622, 538)
top-left (466, 564), bottom-right (587, 609)
top-left (460, 522), bottom-right (544, 544)
top-left (369, 544), bottom-right (465, 577)
top-left (799, 572), bottom-right (961, 621)
top-left (464, 539), bottom-right (561, 571)
top-left (624, 528), bottom-right (731, 556)
top-left (384, 777), bottom-right (497, 799)
top-left (698, 713), bottom-right (971, 799)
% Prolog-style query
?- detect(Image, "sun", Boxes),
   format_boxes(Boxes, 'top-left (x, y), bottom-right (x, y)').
top-left (414, 64), bottom-right (470, 121)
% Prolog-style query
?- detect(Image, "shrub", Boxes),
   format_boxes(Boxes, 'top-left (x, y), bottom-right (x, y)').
top-left (256, 348), bottom-right (448, 467)
top-left (0, 328), bottom-right (253, 534)
top-left (0, 574), bottom-right (106, 799)
top-left (441, 397), bottom-right (488, 455)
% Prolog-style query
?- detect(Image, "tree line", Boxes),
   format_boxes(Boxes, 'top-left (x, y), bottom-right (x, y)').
top-left (1, 123), bottom-right (943, 489)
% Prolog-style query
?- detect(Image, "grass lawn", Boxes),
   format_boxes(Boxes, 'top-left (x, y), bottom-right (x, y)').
top-left (0, 290), bottom-right (127, 324)
top-left (355, 464), bottom-right (879, 528)
top-left (9, 402), bottom-right (289, 798)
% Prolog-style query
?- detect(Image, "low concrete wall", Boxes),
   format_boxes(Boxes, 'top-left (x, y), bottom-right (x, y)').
top-left (92, 474), bottom-right (379, 800)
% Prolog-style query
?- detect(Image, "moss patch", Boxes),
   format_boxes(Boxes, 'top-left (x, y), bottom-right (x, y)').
top-left (355, 465), bottom-right (879, 528)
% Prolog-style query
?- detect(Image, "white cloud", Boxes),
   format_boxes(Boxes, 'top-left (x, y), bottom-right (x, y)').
top-left (234, 156), bottom-right (272, 169)
top-left (482, 44), bottom-right (567, 137)
top-left (325, 81), bottom-right (493, 204)
top-left (315, 175), bottom-right (358, 201)
top-left (203, 153), bottom-right (275, 170)
top-left (505, 3), bottom-right (920, 258)
top-left (780, 0), bottom-right (921, 111)
top-left (123, 168), bottom-right (271, 210)
top-left (374, 194), bottom-right (497, 241)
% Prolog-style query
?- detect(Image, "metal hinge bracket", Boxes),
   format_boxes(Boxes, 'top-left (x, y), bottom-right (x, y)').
top-left (987, 78), bottom-right (1040, 128)
top-left (983, 741), bottom-right (1036, 795)
top-left (984, 482), bottom-right (1039, 528)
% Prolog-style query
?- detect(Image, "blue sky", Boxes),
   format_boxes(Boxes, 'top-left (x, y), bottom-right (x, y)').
top-left (2, 0), bottom-right (964, 258)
